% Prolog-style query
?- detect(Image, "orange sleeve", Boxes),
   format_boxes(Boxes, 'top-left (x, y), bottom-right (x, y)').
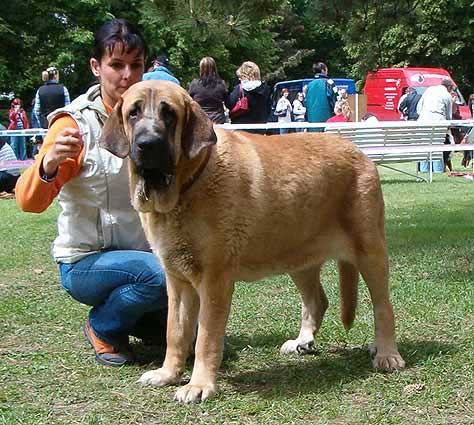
top-left (15, 115), bottom-right (85, 213)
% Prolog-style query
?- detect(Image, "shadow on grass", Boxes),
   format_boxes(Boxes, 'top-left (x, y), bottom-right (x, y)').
top-left (223, 334), bottom-right (457, 397)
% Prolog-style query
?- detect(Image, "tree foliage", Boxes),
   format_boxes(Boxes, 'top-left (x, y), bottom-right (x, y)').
top-left (1, 0), bottom-right (474, 110)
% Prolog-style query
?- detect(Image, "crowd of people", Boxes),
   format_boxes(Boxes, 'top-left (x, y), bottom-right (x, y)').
top-left (3, 46), bottom-right (356, 190)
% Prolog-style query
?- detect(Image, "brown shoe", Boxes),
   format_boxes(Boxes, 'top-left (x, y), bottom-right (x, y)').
top-left (83, 319), bottom-right (132, 367)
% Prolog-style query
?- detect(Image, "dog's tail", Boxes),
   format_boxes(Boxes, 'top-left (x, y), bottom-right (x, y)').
top-left (338, 261), bottom-right (359, 330)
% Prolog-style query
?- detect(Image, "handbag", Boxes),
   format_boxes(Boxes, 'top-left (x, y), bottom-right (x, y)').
top-left (274, 108), bottom-right (287, 117)
top-left (229, 85), bottom-right (249, 118)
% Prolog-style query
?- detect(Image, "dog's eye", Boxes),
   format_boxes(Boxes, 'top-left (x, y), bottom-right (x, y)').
top-left (129, 105), bottom-right (141, 120)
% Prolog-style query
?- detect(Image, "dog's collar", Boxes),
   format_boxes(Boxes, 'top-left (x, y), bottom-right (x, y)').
top-left (180, 146), bottom-right (213, 194)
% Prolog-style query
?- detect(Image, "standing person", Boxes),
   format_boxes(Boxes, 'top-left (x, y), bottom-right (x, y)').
top-left (7, 98), bottom-right (29, 160)
top-left (305, 62), bottom-right (338, 130)
top-left (326, 99), bottom-right (352, 123)
top-left (188, 56), bottom-right (228, 124)
top-left (397, 87), bottom-right (410, 120)
top-left (228, 61), bottom-right (270, 133)
top-left (398, 87), bottom-right (422, 121)
top-left (274, 88), bottom-right (292, 134)
top-left (292, 92), bottom-right (306, 132)
top-left (143, 55), bottom-right (180, 85)
top-left (417, 79), bottom-right (453, 121)
top-left (33, 67), bottom-right (71, 129)
top-left (15, 18), bottom-right (168, 367)
top-left (417, 79), bottom-right (454, 172)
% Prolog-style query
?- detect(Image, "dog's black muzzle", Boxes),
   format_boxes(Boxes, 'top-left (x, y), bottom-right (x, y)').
top-left (131, 130), bottom-right (175, 190)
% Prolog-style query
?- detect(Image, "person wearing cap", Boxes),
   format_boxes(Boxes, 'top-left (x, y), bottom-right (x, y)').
top-left (143, 55), bottom-right (180, 85)
top-left (33, 67), bottom-right (71, 129)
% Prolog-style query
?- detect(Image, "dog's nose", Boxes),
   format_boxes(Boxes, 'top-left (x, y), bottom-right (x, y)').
top-left (136, 138), bottom-right (156, 152)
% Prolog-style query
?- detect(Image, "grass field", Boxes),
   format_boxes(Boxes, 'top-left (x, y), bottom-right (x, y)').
top-left (1, 157), bottom-right (474, 424)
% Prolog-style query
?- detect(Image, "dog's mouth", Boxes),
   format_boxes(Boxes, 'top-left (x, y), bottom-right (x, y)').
top-left (139, 169), bottom-right (175, 194)
top-left (131, 137), bottom-right (176, 194)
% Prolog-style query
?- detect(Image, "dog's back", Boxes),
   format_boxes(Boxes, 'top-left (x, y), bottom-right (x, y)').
top-left (205, 130), bottom-right (384, 282)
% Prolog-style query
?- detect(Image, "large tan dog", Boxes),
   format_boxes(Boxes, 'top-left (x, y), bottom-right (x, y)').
top-left (100, 80), bottom-right (405, 403)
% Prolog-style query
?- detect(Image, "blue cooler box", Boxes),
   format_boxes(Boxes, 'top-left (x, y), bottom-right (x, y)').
top-left (418, 160), bottom-right (444, 173)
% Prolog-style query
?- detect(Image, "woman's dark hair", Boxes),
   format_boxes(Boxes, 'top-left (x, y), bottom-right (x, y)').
top-left (199, 56), bottom-right (220, 88)
top-left (11, 97), bottom-right (22, 107)
top-left (93, 18), bottom-right (147, 61)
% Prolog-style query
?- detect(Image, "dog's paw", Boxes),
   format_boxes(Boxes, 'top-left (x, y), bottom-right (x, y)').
top-left (369, 345), bottom-right (406, 371)
top-left (138, 368), bottom-right (181, 387)
top-left (280, 339), bottom-right (315, 355)
top-left (174, 383), bottom-right (217, 403)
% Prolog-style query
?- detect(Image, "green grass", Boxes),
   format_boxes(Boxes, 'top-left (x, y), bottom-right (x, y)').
top-left (1, 155), bottom-right (474, 424)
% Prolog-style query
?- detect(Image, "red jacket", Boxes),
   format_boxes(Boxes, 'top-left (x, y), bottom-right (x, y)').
top-left (326, 114), bottom-right (351, 123)
top-left (8, 108), bottom-right (30, 130)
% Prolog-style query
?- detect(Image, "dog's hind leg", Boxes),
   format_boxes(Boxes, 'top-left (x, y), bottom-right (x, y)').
top-left (356, 239), bottom-right (405, 371)
top-left (139, 274), bottom-right (200, 388)
top-left (280, 265), bottom-right (328, 355)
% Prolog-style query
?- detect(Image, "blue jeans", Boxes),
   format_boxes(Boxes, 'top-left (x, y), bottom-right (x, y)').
top-left (294, 119), bottom-right (305, 133)
top-left (9, 136), bottom-right (27, 160)
top-left (59, 250), bottom-right (167, 345)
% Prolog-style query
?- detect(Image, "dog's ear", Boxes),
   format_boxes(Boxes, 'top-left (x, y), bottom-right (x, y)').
top-left (182, 100), bottom-right (217, 159)
top-left (100, 97), bottom-right (130, 158)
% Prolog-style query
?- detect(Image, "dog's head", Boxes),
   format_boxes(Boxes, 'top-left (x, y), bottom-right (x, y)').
top-left (100, 80), bottom-right (217, 213)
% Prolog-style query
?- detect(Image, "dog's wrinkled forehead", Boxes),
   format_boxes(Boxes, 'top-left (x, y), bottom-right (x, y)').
top-left (121, 80), bottom-right (189, 119)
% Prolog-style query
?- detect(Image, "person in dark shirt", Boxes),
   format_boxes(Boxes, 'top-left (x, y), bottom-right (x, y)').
top-left (188, 57), bottom-right (229, 124)
top-left (228, 61), bottom-right (270, 133)
top-left (398, 87), bottom-right (422, 121)
top-left (33, 67), bottom-right (70, 129)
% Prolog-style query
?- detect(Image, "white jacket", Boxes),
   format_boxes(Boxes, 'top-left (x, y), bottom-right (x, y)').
top-left (275, 97), bottom-right (292, 123)
top-left (50, 85), bottom-right (149, 263)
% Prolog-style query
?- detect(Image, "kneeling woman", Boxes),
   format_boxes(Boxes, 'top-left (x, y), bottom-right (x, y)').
top-left (16, 19), bottom-right (168, 367)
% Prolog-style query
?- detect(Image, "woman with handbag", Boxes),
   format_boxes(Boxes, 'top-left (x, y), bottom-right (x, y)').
top-left (228, 61), bottom-right (270, 133)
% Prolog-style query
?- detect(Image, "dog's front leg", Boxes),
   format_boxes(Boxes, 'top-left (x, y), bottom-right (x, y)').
top-left (139, 274), bottom-right (199, 387)
top-left (174, 277), bottom-right (235, 403)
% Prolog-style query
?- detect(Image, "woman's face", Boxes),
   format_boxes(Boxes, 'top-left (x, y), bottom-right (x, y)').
top-left (90, 45), bottom-right (145, 107)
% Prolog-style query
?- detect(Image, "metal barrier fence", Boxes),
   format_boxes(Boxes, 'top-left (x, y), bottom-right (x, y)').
top-left (0, 120), bottom-right (472, 135)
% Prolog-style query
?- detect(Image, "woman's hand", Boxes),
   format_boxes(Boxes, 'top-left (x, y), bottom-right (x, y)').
top-left (42, 127), bottom-right (84, 177)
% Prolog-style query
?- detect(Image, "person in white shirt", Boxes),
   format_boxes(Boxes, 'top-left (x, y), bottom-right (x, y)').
top-left (416, 79), bottom-right (453, 121)
top-left (417, 79), bottom-right (454, 172)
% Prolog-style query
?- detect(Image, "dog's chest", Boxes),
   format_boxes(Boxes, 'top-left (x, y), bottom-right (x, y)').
top-left (143, 211), bottom-right (208, 282)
